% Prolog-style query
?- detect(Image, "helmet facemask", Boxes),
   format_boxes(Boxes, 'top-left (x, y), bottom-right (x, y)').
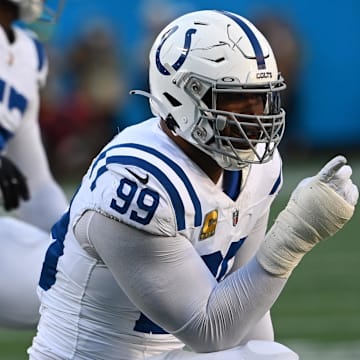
top-left (181, 74), bottom-right (286, 170)
top-left (14, 0), bottom-right (65, 41)
top-left (9, 0), bottom-right (43, 23)
top-left (38, 0), bottom-right (65, 24)
top-left (10, 0), bottom-right (64, 24)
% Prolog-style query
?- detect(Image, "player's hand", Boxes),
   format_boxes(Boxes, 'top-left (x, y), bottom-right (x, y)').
top-left (0, 102), bottom-right (22, 132)
top-left (0, 155), bottom-right (30, 211)
top-left (257, 155), bottom-right (358, 278)
top-left (295, 155), bottom-right (358, 206)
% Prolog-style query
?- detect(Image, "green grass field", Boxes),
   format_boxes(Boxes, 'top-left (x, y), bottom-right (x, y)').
top-left (1, 155), bottom-right (359, 359)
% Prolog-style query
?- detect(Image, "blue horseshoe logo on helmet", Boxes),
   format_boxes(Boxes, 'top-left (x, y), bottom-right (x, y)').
top-left (156, 25), bottom-right (197, 75)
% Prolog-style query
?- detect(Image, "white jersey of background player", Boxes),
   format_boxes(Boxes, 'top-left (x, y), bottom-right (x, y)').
top-left (29, 10), bottom-right (357, 360)
top-left (0, 0), bottom-right (68, 328)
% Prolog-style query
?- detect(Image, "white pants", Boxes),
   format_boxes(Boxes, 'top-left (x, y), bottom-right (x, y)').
top-left (148, 341), bottom-right (299, 360)
top-left (0, 217), bottom-right (51, 328)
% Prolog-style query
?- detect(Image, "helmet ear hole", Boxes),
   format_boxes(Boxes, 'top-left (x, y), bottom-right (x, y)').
top-left (163, 92), bottom-right (182, 107)
top-left (165, 114), bottom-right (179, 131)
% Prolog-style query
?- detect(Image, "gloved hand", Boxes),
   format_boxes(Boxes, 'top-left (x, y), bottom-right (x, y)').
top-left (257, 155), bottom-right (358, 278)
top-left (0, 155), bottom-right (29, 211)
top-left (0, 101), bottom-right (23, 132)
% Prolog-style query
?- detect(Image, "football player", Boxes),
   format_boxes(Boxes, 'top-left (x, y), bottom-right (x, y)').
top-left (29, 10), bottom-right (358, 359)
top-left (0, 0), bottom-right (68, 328)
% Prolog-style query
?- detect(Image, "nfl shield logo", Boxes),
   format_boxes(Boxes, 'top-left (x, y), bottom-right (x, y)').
top-left (232, 209), bottom-right (239, 226)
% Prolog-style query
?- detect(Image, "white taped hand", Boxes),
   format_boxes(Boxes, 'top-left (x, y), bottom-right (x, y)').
top-left (318, 156), bottom-right (358, 206)
top-left (257, 155), bottom-right (358, 278)
top-left (295, 155), bottom-right (358, 206)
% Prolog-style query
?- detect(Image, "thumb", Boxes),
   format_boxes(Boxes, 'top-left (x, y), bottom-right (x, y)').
top-left (318, 155), bottom-right (347, 183)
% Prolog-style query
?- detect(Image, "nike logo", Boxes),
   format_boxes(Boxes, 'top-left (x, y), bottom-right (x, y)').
top-left (125, 168), bottom-right (149, 185)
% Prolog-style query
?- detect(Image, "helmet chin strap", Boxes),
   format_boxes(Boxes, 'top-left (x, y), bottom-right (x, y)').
top-left (215, 115), bottom-right (227, 131)
top-left (214, 115), bottom-right (255, 168)
top-left (236, 148), bottom-right (256, 162)
top-left (213, 145), bottom-right (255, 170)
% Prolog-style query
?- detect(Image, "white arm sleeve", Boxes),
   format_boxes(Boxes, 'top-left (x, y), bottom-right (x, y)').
top-left (228, 209), bottom-right (275, 342)
top-left (7, 118), bottom-right (68, 231)
top-left (230, 209), bottom-right (270, 273)
top-left (75, 210), bottom-right (287, 353)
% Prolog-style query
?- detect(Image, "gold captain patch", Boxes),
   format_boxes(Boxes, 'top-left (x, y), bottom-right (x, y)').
top-left (199, 209), bottom-right (218, 240)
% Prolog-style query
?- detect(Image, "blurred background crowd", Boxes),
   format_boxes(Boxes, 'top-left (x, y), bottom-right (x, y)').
top-left (32, 0), bottom-right (360, 182)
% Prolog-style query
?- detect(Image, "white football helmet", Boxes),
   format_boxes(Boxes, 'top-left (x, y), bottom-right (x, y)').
top-left (9, 0), bottom-right (64, 24)
top-left (142, 10), bottom-right (287, 170)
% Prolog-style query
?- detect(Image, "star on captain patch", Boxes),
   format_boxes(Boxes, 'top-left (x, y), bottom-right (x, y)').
top-left (199, 209), bottom-right (218, 240)
top-left (232, 209), bottom-right (239, 226)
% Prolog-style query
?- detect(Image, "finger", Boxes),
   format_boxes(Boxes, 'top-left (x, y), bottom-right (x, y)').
top-left (348, 183), bottom-right (359, 206)
top-left (332, 165), bottom-right (352, 183)
top-left (327, 165), bottom-right (353, 191)
top-left (0, 181), bottom-right (10, 210)
top-left (2, 182), bottom-right (17, 211)
top-left (318, 155), bottom-right (347, 183)
top-left (11, 167), bottom-right (30, 201)
top-left (18, 177), bottom-right (30, 201)
top-left (336, 180), bottom-right (359, 207)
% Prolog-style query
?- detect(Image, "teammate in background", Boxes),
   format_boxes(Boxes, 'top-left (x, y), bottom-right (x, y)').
top-left (29, 10), bottom-right (357, 360)
top-left (0, 0), bottom-right (68, 328)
